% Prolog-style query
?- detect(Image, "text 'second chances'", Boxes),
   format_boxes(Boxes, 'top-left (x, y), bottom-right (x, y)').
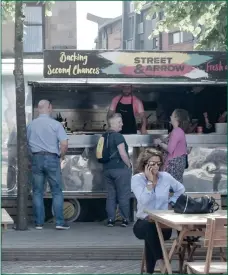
top-left (46, 52), bottom-right (100, 76)
top-left (133, 57), bottom-right (185, 74)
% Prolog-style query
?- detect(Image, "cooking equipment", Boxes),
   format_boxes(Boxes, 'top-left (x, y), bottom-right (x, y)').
top-left (215, 123), bottom-right (227, 134)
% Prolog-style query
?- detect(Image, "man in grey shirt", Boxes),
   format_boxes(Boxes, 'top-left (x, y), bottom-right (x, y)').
top-left (27, 100), bottom-right (69, 230)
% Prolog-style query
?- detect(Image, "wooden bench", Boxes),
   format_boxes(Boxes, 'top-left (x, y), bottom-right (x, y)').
top-left (1, 208), bottom-right (14, 230)
top-left (185, 217), bottom-right (227, 274)
top-left (140, 192), bottom-right (222, 274)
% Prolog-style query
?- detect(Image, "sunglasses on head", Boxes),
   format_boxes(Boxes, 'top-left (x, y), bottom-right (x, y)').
top-left (147, 161), bottom-right (162, 167)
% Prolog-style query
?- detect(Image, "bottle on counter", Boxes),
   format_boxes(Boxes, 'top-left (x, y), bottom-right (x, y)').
top-left (59, 112), bottom-right (63, 122)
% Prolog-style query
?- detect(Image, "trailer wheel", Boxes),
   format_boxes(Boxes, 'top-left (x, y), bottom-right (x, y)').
top-left (52, 199), bottom-right (81, 223)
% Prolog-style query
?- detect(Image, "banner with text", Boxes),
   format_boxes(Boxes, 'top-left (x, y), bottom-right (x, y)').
top-left (43, 50), bottom-right (227, 81)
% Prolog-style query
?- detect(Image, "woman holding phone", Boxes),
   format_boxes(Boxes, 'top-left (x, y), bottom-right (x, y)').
top-left (131, 148), bottom-right (185, 274)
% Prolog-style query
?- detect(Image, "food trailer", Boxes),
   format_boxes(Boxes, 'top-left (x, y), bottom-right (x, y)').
top-left (2, 50), bottom-right (227, 222)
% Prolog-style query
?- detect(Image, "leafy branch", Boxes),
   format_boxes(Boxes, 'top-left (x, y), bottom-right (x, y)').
top-left (2, 0), bottom-right (55, 21)
top-left (135, 1), bottom-right (227, 51)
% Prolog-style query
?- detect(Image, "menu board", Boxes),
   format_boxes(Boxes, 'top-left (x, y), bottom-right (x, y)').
top-left (43, 50), bottom-right (227, 81)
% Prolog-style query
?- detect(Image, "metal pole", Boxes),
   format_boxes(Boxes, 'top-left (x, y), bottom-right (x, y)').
top-left (75, 1), bottom-right (77, 49)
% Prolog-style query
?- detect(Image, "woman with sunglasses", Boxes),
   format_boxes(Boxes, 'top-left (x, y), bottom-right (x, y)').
top-left (131, 148), bottom-right (185, 274)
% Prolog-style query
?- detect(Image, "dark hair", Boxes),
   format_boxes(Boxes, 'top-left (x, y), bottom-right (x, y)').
top-left (173, 109), bottom-right (190, 133)
top-left (135, 148), bottom-right (164, 174)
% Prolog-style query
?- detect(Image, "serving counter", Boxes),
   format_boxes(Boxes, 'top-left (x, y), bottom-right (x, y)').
top-left (67, 134), bottom-right (227, 148)
top-left (56, 133), bottom-right (227, 194)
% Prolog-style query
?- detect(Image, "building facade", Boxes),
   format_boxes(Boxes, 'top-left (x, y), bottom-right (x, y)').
top-left (122, 1), bottom-right (194, 51)
top-left (87, 13), bottom-right (122, 50)
top-left (2, 1), bottom-right (77, 58)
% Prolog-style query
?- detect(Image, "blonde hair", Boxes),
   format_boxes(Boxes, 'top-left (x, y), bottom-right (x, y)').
top-left (107, 113), bottom-right (122, 127)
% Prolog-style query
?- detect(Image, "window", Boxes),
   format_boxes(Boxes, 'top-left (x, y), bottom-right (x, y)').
top-left (139, 12), bottom-right (144, 23)
top-left (183, 32), bottom-right (194, 42)
top-left (112, 21), bottom-right (122, 32)
top-left (129, 1), bottom-right (135, 13)
top-left (152, 37), bottom-right (158, 49)
top-left (152, 13), bottom-right (157, 19)
top-left (138, 22), bottom-right (144, 34)
top-left (101, 32), bottom-right (107, 49)
top-left (168, 32), bottom-right (183, 45)
top-left (151, 13), bottom-right (157, 31)
top-left (159, 11), bottom-right (164, 20)
top-left (139, 40), bottom-right (144, 50)
top-left (101, 39), bottom-right (106, 49)
top-left (127, 16), bottom-right (134, 39)
top-left (126, 40), bottom-right (133, 50)
top-left (107, 26), bottom-right (113, 35)
top-left (24, 5), bottom-right (44, 53)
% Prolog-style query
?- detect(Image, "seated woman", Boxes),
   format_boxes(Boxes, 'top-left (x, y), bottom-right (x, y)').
top-left (131, 148), bottom-right (185, 274)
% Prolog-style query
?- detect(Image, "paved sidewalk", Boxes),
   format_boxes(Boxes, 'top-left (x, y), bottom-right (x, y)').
top-left (2, 222), bottom-right (211, 262)
top-left (2, 260), bottom-right (180, 274)
top-left (2, 260), bottom-right (140, 274)
top-left (2, 222), bottom-right (141, 249)
top-left (2, 222), bottom-right (144, 261)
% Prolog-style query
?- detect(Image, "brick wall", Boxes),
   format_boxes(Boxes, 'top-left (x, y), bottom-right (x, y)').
top-left (98, 20), bottom-right (122, 50)
top-left (45, 1), bottom-right (77, 50)
top-left (107, 21), bottom-right (122, 49)
top-left (162, 32), bottom-right (194, 51)
top-left (2, 21), bottom-right (14, 56)
top-left (2, 1), bottom-right (77, 57)
top-left (167, 42), bottom-right (194, 51)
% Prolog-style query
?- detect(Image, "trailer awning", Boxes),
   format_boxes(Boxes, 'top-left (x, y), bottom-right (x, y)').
top-left (28, 78), bottom-right (227, 87)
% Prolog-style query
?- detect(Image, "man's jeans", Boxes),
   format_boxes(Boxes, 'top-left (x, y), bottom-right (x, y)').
top-left (31, 154), bottom-right (64, 226)
top-left (104, 168), bottom-right (132, 221)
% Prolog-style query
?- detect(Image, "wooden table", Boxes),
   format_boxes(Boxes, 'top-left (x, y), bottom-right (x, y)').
top-left (1, 208), bottom-right (14, 230)
top-left (145, 210), bottom-right (227, 274)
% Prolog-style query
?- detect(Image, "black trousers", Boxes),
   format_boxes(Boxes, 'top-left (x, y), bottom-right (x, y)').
top-left (133, 219), bottom-right (172, 274)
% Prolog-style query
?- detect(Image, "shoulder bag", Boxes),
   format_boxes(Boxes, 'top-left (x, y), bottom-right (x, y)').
top-left (174, 193), bottom-right (219, 214)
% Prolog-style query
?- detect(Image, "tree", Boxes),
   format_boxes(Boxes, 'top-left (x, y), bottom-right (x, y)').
top-left (135, 1), bottom-right (227, 51)
top-left (14, 0), bottom-right (28, 231)
top-left (2, 0), bottom-right (54, 230)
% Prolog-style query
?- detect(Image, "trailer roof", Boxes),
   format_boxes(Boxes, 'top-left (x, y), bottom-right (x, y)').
top-left (28, 78), bottom-right (227, 87)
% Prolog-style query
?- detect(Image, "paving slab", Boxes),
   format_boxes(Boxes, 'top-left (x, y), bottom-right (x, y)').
top-left (2, 222), bottom-right (213, 262)
top-left (2, 222), bottom-right (142, 249)
top-left (2, 222), bottom-right (145, 261)
top-left (2, 260), bottom-right (181, 274)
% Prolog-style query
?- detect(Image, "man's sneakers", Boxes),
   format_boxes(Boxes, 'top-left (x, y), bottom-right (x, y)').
top-left (56, 223), bottom-right (70, 230)
top-left (107, 219), bottom-right (115, 227)
top-left (107, 219), bottom-right (129, 227)
top-left (35, 224), bottom-right (70, 230)
top-left (121, 219), bottom-right (128, 227)
top-left (35, 225), bottom-right (43, 230)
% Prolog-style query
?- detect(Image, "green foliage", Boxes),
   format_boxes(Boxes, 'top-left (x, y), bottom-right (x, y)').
top-left (135, 1), bottom-right (227, 51)
top-left (1, 0), bottom-right (55, 21)
top-left (1, 1), bottom-right (15, 21)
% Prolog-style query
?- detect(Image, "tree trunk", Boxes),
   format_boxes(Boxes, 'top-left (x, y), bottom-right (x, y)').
top-left (14, 0), bottom-right (28, 230)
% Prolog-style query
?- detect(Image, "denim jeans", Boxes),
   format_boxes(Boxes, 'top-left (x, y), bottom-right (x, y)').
top-left (31, 154), bottom-right (64, 226)
top-left (104, 168), bottom-right (132, 221)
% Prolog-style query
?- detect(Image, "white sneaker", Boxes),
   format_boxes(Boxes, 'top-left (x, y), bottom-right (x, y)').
top-left (35, 225), bottom-right (43, 230)
top-left (56, 224), bottom-right (70, 230)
